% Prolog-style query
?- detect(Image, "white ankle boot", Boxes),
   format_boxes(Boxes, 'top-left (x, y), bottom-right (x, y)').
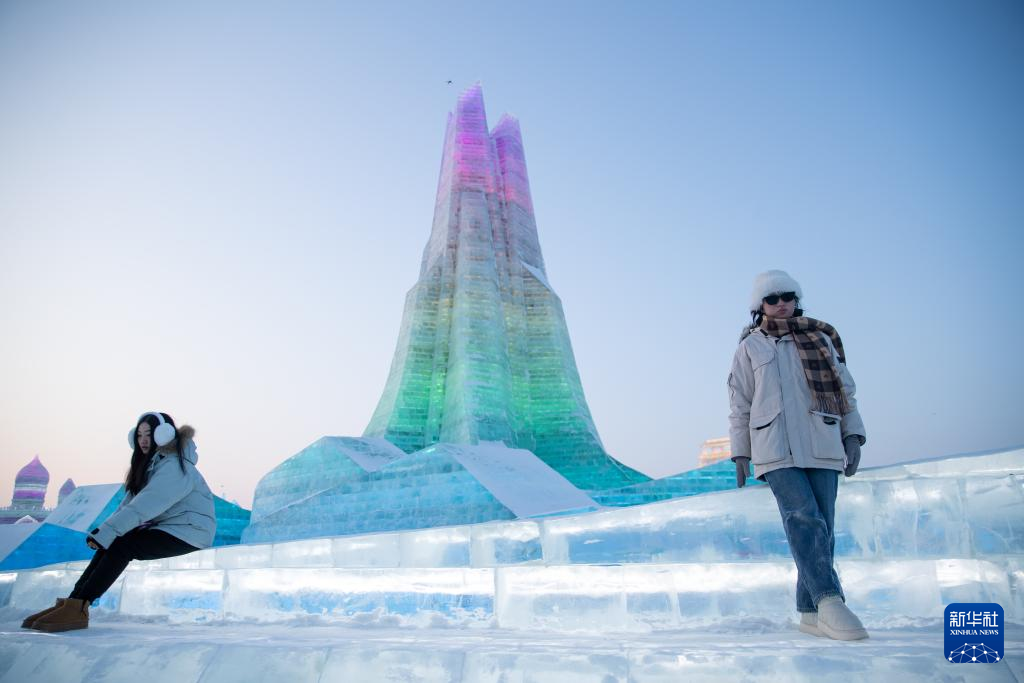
top-left (799, 612), bottom-right (825, 637)
top-left (816, 596), bottom-right (869, 640)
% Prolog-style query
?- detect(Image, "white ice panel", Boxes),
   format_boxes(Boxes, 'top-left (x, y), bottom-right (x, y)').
top-left (10, 569), bottom-right (79, 610)
top-left (124, 556), bottom-right (171, 570)
top-left (964, 474), bottom-right (1024, 554)
top-left (0, 641), bottom-right (94, 683)
top-left (42, 484), bottom-right (121, 532)
top-left (221, 567), bottom-right (495, 625)
top-left (935, 558), bottom-right (1014, 606)
top-left (166, 547), bottom-right (216, 570)
top-left (119, 570), bottom-right (225, 621)
top-left (332, 532), bottom-right (401, 567)
top-left (188, 646), bottom-right (327, 683)
top-left (857, 447), bottom-right (1024, 480)
top-left (271, 538), bottom-right (334, 567)
top-left (214, 542), bottom-right (274, 569)
top-left (470, 519), bottom-right (542, 566)
top-left (64, 643), bottom-right (218, 683)
top-left (442, 442), bottom-right (597, 517)
top-left (494, 559), bottom-right (1015, 633)
top-left (495, 563), bottom-right (799, 633)
top-left (7, 567), bottom-right (123, 613)
top-left (496, 565), bottom-right (630, 632)
top-left (464, 649), bottom-right (631, 683)
top-left (538, 485), bottom-right (786, 565)
top-left (322, 647), bottom-right (464, 683)
top-left (399, 526), bottom-right (470, 567)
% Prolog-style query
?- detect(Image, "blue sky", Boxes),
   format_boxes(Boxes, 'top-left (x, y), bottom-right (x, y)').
top-left (1, 1), bottom-right (1022, 507)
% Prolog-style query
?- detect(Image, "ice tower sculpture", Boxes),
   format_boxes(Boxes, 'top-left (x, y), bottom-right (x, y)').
top-left (364, 85), bottom-right (645, 492)
top-left (242, 86), bottom-right (655, 543)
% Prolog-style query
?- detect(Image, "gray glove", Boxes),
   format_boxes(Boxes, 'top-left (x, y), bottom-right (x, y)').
top-left (843, 435), bottom-right (862, 477)
top-left (734, 457), bottom-right (751, 488)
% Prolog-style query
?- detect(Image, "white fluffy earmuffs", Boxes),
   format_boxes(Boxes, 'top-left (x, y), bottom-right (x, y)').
top-left (128, 412), bottom-right (177, 449)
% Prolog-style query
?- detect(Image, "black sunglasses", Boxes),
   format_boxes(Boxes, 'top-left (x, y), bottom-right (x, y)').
top-left (762, 292), bottom-right (797, 305)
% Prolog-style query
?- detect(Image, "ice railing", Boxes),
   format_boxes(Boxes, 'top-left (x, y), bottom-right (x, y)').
top-left (32, 446), bottom-right (1022, 571)
top-left (1, 447), bottom-right (1020, 631)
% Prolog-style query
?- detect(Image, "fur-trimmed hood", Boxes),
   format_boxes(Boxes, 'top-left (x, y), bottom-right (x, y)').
top-left (156, 424), bottom-right (198, 464)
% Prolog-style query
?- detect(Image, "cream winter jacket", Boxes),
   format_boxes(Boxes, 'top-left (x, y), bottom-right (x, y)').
top-left (728, 328), bottom-right (866, 479)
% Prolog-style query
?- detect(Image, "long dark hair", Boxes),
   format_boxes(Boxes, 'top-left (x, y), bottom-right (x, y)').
top-left (750, 300), bottom-right (804, 328)
top-left (125, 412), bottom-right (183, 495)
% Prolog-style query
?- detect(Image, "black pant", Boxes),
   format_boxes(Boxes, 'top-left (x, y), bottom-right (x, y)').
top-left (70, 528), bottom-right (199, 603)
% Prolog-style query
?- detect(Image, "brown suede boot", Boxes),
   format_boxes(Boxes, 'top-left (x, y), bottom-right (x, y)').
top-left (31, 597), bottom-right (89, 632)
top-left (21, 598), bottom-right (66, 629)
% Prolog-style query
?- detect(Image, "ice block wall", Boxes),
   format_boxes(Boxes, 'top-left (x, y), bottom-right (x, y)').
top-left (5, 448), bottom-right (1021, 632)
top-left (243, 442), bottom-right (599, 543)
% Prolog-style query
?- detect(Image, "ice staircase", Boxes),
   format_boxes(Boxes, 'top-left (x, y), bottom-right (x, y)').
top-left (2, 448), bottom-right (1022, 682)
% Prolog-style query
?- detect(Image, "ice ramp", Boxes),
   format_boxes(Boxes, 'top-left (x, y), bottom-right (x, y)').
top-left (1, 447), bottom-right (1022, 681)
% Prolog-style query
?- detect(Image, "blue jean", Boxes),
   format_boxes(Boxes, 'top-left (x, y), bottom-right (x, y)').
top-left (763, 467), bottom-right (844, 612)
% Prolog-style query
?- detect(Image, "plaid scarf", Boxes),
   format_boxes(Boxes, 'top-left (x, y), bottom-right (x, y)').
top-left (760, 316), bottom-right (851, 416)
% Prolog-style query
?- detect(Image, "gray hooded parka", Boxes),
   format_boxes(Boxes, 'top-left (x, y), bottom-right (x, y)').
top-left (91, 425), bottom-right (216, 550)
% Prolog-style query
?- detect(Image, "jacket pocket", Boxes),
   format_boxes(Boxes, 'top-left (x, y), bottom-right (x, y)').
top-left (749, 408), bottom-right (787, 465)
top-left (808, 411), bottom-right (845, 461)
top-left (748, 343), bottom-right (775, 372)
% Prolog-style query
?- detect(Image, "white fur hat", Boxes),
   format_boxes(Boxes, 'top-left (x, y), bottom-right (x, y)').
top-left (749, 270), bottom-right (803, 311)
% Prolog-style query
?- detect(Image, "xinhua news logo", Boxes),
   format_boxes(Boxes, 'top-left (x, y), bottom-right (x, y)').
top-left (944, 603), bottom-right (1003, 664)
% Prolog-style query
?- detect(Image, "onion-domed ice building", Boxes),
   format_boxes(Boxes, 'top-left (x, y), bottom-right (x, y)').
top-left (57, 478), bottom-right (77, 505)
top-left (0, 455), bottom-right (53, 525)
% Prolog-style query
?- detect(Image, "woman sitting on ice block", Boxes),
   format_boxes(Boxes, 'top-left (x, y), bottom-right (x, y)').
top-left (728, 270), bottom-right (869, 641)
top-left (22, 412), bottom-right (216, 632)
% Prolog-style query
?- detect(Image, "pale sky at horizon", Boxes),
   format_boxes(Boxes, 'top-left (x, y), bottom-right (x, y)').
top-left (2, 1), bottom-right (1022, 509)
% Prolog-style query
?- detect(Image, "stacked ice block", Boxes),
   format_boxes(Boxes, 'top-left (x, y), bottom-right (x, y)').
top-left (243, 441), bottom-right (600, 543)
top-left (4, 448), bottom-right (1020, 632)
top-left (592, 457), bottom-right (764, 507)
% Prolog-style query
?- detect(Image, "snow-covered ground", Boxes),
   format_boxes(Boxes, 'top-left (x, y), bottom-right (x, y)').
top-left (2, 615), bottom-right (1020, 682)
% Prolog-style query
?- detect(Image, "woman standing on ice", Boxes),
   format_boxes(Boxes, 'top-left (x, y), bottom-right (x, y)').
top-left (728, 270), bottom-right (869, 641)
top-left (22, 412), bottom-right (216, 632)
